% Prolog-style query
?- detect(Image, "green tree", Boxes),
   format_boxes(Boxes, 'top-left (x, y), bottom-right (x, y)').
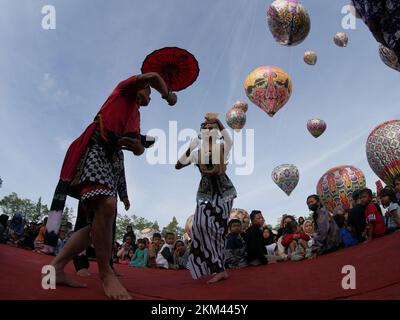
top-left (152, 221), bottom-right (160, 232)
top-left (0, 192), bottom-right (38, 221)
top-left (115, 213), bottom-right (134, 241)
top-left (162, 216), bottom-right (184, 239)
top-left (62, 206), bottom-right (75, 225)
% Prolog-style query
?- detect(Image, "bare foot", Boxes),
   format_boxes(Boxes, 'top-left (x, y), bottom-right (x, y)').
top-left (77, 268), bottom-right (91, 277)
top-left (102, 274), bottom-right (132, 300)
top-left (55, 270), bottom-right (87, 288)
top-left (207, 271), bottom-right (229, 284)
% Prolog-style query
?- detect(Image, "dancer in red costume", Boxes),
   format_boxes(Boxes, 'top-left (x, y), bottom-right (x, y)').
top-left (45, 72), bottom-right (177, 300)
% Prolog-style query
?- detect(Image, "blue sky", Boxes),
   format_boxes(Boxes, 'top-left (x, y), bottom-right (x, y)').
top-left (0, 0), bottom-right (399, 229)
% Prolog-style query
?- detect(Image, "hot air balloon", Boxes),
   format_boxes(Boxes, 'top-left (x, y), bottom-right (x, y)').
top-left (334, 32), bottom-right (349, 47)
top-left (272, 164), bottom-right (299, 196)
top-left (244, 66), bottom-right (292, 117)
top-left (226, 101), bottom-right (247, 131)
top-left (307, 119), bottom-right (327, 138)
top-left (366, 120), bottom-right (400, 187)
top-left (229, 209), bottom-right (250, 230)
top-left (304, 51), bottom-right (317, 65)
top-left (267, 0), bottom-right (311, 46)
top-left (379, 44), bottom-right (400, 72)
top-left (139, 228), bottom-right (155, 240)
top-left (184, 214), bottom-right (194, 239)
top-left (317, 165), bottom-right (366, 212)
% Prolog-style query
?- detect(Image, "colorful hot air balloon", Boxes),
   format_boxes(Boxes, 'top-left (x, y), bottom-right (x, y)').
top-left (304, 51), bottom-right (317, 65)
top-left (139, 228), bottom-right (155, 240)
top-left (229, 209), bottom-right (250, 230)
top-left (334, 32), bottom-right (349, 47)
top-left (244, 66), bottom-right (292, 117)
top-left (317, 165), bottom-right (366, 212)
top-left (307, 119), bottom-right (327, 138)
top-left (267, 0), bottom-right (311, 46)
top-left (226, 101), bottom-right (247, 131)
top-left (379, 44), bottom-right (400, 72)
top-left (366, 120), bottom-right (400, 187)
top-left (272, 164), bottom-right (299, 196)
top-left (184, 214), bottom-right (194, 239)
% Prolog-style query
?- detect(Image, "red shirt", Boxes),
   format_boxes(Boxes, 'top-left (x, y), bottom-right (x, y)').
top-left (60, 75), bottom-right (141, 181)
top-left (364, 203), bottom-right (386, 238)
top-left (97, 75), bottom-right (141, 139)
top-left (281, 232), bottom-right (310, 248)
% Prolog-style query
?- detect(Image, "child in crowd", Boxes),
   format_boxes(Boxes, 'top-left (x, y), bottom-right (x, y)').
top-left (148, 233), bottom-right (162, 268)
top-left (7, 213), bottom-right (25, 246)
top-left (129, 239), bottom-right (148, 268)
top-left (224, 219), bottom-right (248, 269)
top-left (333, 214), bottom-right (358, 248)
top-left (276, 215), bottom-right (296, 260)
top-left (263, 226), bottom-right (276, 256)
top-left (54, 227), bottom-right (68, 255)
top-left (394, 175), bottom-right (400, 205)
top-left (281, 220), bottom-right (312, 261)
top-left (117, 236), bottom-right (134, 263)
top-left (112, 241), bottom-right (120, 263)
top-left (34, 217), bottom-right (48, 253)
top-left (360, 188), bottom-right (386, 240)
top-left (156, 232), bottom-right (176, 269)
top-left (302, 220), bottom-right (315, 247)
top-left (379, 187), bottom-right (400, 233)
top-left (121, 249), bottom-right (135, 265)
top-left (172, 240), bottom-right (190, 269)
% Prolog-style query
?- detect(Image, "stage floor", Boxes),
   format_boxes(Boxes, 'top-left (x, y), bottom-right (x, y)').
top-left (1, 232), bottom-right (399, 300)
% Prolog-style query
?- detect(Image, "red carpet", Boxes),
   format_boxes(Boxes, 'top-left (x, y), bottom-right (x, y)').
top-left (1, 232), bottom-right (399, 300)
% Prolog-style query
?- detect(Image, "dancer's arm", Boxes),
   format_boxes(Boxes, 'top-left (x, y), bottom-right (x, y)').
top-left (175, 138), bottom-right (199, 170)
top-left (136, 72), bottom-right (177, 106)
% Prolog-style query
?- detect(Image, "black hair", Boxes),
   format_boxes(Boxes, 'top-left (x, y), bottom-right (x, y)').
top-left (333, 214), bottom-right (345, 229)
top-left (137, 238), bottom-right (146, 245)
top-left (250, 210), bottom-right (262, 222)
top-left (298, 216), bottom-right (305, 224)
top-left (379, 187), bottom-right (397, 202)
top-left (0, 214), bottom-right (9, 228)
top-left (173, 240), bottom-right (185, 251)
top-left (352, 190), bottom-right (361, 201)
top-left (152, 232), bottom-right (162, 240)
top-left (307, 194), bottom-right (320, 202)
top-left (228, 219), bottom-right (242, 229)
top-left (164, 232), bottom-right (175, 239)
top-left (360, 188), bottom-right (373, 198)
top-left (262, 226), bottom-right (275, 246)
top-left (284, 220), bottom-right (299, 235)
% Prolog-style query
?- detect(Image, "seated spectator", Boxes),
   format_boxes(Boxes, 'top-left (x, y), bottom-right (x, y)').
top-left (7, 213), bottom-right (25, 246)
top-left (123, 225), bottom-right (136, 244)
top-left (129, 239), bottom-right (148, 268)
top-left (55, 227), bottom-right (68, 256)
top-left (34, 217), bottom-right (48, 253)
top-left (263, 226), bottom-right (276, 256)
top-left (347, 190), bottom-right (366, 243)
top-left (148, 233), bottom-right (162, 268)
top-left (298, 216), bottom-right (305, 226)
top-left (333, 214), bottom-right (358, 248)
top-left (360, 188), bottom-right (386, 241)
top-left (117, 236), bottom-right (134, 263)
top-left (379, 187), bottom-right (400, 233)
top-left (121, 249), bottom-right (135, 265)
top-left (143, 237), bottom-right (150, 249)
top-left (302, 219), bottom-right (315, 247)
top-left (394, 174), bottom-right (400, 205)
top-left (244, 210), bottom-right (268, 266)
top-left (156, 232), bottom-right (175, 269)
top-left (333, 207), bottom-right (347, 221)
top-left (224, 219), bottom-right (248, 269)
top-left (276, 215), bottom-right (296, 239)
top-left (172, 240), bottom-right (190, 269)
top-left (19, 222), bottom-right (39, 250)
top-left (112, 241), bottom-right (120, 263)
top-left (307, 195), bottom-right (341, 256)
top-left (281, 221), bottom-right (312, 261)
top-left (0, 214), bottom-right (8, 243)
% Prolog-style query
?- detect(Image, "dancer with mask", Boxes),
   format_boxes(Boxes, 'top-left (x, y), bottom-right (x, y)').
top-left (44, 72), bottom-right (177, 300)
top-left (306, 195), bottom-right (341, 258)
top-left (175, 115), bottom-right (236, 283)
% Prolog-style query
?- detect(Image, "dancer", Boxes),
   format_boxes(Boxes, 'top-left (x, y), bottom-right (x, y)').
top-left (45, 72), bottom-right (177, 300)
top-left (175, 115), bottom-right (237, 283)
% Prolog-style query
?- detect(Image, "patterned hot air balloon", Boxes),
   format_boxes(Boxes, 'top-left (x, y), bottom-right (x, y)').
top-left (304, 51), bottom-right (317, 65)
top-left (226, 101), bottom-right (247, 131)
top-left (334, 32), bottom-right (349, 47)
top-left (366, 120), bottom-right (400, 187)
top-left (244, 66), bottom-right (292, 117)
top-left (267, 0), bottom-right (311, 46)
top-left (317, 165), bottom-right (366, 212)
top-left (184, 214), bottom-right (194, 239)
top-left (307, 119), bottom-right (327, 138)
top-left (272, 164), bottom-right (299, 196)
top-left (139, 228), bottom-right (155, 240)
top-left (229, 209), bottom-right (250, 230)
top-left (379, 44), bottom-right (400, 72)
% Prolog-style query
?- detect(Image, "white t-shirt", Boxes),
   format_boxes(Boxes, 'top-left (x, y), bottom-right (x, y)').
top-left (386, 202), bottom-right (400, 229)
